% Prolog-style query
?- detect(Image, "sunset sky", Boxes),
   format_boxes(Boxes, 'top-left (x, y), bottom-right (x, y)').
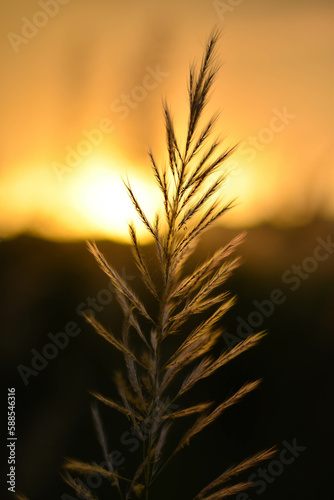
top-left (0, 0), bottom-right (333, 242)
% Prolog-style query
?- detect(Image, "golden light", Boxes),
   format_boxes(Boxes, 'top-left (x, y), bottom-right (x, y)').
top-left (0, 1), bottom-right (332, 243)
top-left (67, 157), bottom-right (161, 243)
top-left (0, 147), bottom-right (332, 244)
top-left (0, 156), bottom-right (161, 243)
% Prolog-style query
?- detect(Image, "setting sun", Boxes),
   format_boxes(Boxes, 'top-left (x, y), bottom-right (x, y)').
top-left (68, 158), bottom-right (161, 242)
top-left (0, 156), bottom-right (162, 243)
top-left (0, 0), bottom-right (332, 244)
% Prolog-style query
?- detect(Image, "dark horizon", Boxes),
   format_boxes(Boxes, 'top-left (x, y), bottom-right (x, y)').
top-left (2, 219), bottom-right (333, 499)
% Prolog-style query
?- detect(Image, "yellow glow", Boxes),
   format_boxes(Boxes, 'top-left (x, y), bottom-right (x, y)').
top-left (68, 159), bottom-right (161, 242)
top-left (0, 148), bottom-right (333, 243)
top-left (0, 157), bottom-right (161, 243)
top-left (0, 1), bottom-right (333, 242)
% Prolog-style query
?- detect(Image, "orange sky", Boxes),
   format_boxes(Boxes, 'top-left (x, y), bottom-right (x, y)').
top-left (0, 0), bottom-right (333, 242)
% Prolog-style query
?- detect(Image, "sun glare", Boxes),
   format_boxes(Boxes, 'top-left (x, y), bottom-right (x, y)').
top-left (68, 159), bottom-right (161, 242)
top-left (0, 150), bottom-right (332, 244)
top-left (0, 157), bottom-right (162, 243)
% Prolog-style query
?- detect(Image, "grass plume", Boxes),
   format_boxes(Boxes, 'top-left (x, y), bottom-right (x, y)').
top-left (63, 30), bottom-right (273, 499)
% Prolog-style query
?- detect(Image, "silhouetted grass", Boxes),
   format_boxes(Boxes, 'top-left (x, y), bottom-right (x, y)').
top-left (61, 30), bottom-right (275, 500)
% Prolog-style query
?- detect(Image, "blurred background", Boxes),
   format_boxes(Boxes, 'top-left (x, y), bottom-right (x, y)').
top-left (1, 0), bottom-right (333, 499)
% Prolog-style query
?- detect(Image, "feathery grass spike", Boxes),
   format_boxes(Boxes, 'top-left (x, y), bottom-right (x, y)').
top-left (62, 30), bottom-right (273, 500)
top-left (62, 472), bottom-right (99, 500)
top-left (195, 447), bottom-right (277, 499)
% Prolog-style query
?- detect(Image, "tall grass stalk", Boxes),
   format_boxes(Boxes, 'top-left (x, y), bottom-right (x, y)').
top-left (62, 30), bottom-right (275, 500)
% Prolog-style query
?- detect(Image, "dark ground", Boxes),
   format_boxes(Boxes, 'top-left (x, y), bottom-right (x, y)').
top-left (1, 219), bottom-right (334, 500)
